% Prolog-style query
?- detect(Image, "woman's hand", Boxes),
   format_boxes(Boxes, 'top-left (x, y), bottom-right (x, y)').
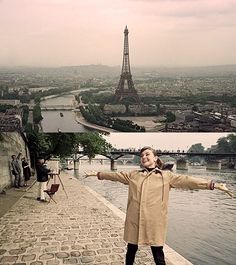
top-left (84, 171), bottom-right (98, 178)
top-left (214, 183), bottom-right (233, 198)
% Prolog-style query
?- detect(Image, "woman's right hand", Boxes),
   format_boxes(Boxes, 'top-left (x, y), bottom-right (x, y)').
top-left (84, 171), bottom-right (98, 178)
top-left (214, 183), bottom-right (233, 198)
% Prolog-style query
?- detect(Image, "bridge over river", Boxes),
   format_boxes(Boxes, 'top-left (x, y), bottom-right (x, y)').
top-left (74, 150), bottom-right (236, 171)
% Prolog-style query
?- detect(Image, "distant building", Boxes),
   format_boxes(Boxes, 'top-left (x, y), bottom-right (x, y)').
top-left (128, 104), bottom-right (157, 115)
top-left (103, 104), bottom-right (126, 114)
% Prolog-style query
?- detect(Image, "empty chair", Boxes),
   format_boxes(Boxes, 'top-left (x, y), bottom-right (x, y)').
top-left (44, 184), bottom-right (60, 203)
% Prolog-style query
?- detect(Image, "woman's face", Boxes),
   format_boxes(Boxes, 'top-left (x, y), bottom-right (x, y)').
top-left (140, 149), bottom-right (157, 168)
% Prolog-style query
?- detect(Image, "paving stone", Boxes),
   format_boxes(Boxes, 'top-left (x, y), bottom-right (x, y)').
top-left (0, 255), bottom-right (18, 263)
top-left (80, 256), bottom-right (94, 263)
top-left (27, 247), bottom-right (42, 254)
top-left (94, 255), bottom-right (108, 262)
top-left (41, 237), bottom-right (53, 241)
top-left (114, 242), bottom-right (126, 247)
top-left (97, 249), bottom-right (111, 255)
top-left (71, 245), bottom-right (84, 250)
top-left (63, 258), bottom-right (78, 264)
top-left (70, 251), bottom-right (81, 257)
top-left (56, 252), bottom-right (70, 259)
top-left (0, 249), bottom-right (7, 255)
top-left (44, 246), bottom-right (58, 252)
top-left (30, 262), bottom-right (43, 265)
top-left (39, 253), bottom-right (55, 260)
top-left (81, 250), bottom-right (96, 256)
top-left (136, 251), bottom-right (148, 258)
top-left (46, 260), bottom-right (60, 265)
top-left (21, 254), bottom-right (36, 261)
top-left (9, 248), bottom-right (26, 255)
top-left (61, 246), bottom-right (70, 251)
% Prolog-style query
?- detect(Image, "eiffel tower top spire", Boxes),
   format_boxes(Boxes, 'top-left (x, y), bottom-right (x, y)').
top-left (115, 26), bottom-right (139, 102)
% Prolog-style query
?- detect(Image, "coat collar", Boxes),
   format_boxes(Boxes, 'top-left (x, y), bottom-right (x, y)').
top-left (138, 167), bottom-right (162, 174)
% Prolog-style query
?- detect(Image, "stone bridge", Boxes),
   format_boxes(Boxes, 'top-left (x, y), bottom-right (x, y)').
top-left (40, 104), bottom-right (75, 111)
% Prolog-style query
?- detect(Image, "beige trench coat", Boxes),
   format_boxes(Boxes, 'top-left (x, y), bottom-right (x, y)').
top-left (98, 168), bottom-right (213, 246)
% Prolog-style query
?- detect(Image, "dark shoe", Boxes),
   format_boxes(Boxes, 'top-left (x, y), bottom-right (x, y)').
top-left (37, 197), bottom-right (41, 201)
top-left (14, 186), bottom-right (20, 189)
top-left (40, 199), bottom-right (47, 203)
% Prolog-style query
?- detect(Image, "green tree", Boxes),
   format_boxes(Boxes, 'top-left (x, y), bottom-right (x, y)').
top-left (214, 134), bottom-right (236, 153)
top-left (188, 143), bottom-right (205, 153)
top-left (165, 111), bottom-right (176, 123)
top-left (26, 132), bottom-right (112, 163)
top-left (76, 132), bottom-right (112, 159)
top-left (187, 143), bottom-right (205, 164)
top-left (33, 104), bottom-right (43, 124)
top-left (20, 105), bottom-right (29, 126)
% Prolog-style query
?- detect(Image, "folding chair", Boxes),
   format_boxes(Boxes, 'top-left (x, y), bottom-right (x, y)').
top-left (44, 184), bottom-right (60, 203)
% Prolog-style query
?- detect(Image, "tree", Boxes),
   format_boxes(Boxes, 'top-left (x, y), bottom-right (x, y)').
top-left (187, 143), bottom-right (205, 164)
top-left (188, 143), bottom-right (205, 153)
top-left (26, 132), bottom-right (112, 164)
top-left (76, 133), bottom-right (112, 159)
top-left (33, 104), bottom-right (43, 124)
top-left (20, 105), bottom-right (29, 126)
top-left (211, 134), bottom-right (236, 154)
top-left (165, 111), bottom-right (176, 123)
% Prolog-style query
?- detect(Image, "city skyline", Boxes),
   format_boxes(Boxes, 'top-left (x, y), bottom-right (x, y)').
top-left (104, 133), bottom-right (232, 151)
top-left (0, 0), bottom-right (236, 67)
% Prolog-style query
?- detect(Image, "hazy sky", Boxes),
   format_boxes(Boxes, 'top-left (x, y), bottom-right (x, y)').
top-left (104, 133), bottom-right (231, 151)
top-left (0, 0), bottom-right (236, 67)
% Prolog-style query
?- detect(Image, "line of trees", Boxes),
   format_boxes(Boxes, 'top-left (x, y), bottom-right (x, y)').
top-left (187, 134), bottom-right (236, 164)
top-left (26, 132), bottom-right (112, 165)
top-left (80, 105), bottom-right (145, 132)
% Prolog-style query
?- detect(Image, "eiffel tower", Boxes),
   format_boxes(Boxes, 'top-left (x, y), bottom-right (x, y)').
top-left (115, 26), bottom-right (139, 102)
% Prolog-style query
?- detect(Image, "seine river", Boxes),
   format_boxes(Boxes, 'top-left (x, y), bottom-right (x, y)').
top-left (70, 163), bottom-right (236, 265)
top-left (40, 93), bottom-right (87, 132)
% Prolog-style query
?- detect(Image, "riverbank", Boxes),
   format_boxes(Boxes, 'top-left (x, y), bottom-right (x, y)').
top-left (0, 171), bottom-right (193, 265)
top-left (74, 111), bottom-right (118, 133)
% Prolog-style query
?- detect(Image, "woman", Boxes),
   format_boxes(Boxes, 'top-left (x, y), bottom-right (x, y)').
top-left (21, 157), bottom-right (31, 187)
top-left (85, 146), bottom-right (233, 265)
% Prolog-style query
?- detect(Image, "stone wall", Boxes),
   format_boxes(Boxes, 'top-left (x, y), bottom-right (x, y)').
top-left (0, 132), bottom-right (30, 190)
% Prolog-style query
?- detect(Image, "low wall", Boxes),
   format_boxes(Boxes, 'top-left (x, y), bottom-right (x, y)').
top-left (0, 132), bottom-right (30, 191)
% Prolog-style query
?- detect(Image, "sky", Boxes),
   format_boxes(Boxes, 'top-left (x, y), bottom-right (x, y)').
top-left (104, 132), bottom-right (232, 151)
top-left (0, 0), bottom-right (236, 67)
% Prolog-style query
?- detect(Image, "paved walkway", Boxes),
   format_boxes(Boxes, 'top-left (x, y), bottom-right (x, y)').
top-left (0, 177), bottom-right (36, 218)
top-left (0, 172), bottom-right (192, 265)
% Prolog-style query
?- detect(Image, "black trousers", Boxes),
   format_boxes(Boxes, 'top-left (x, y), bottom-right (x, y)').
top-left (126, 243), bottom-right (166, 265)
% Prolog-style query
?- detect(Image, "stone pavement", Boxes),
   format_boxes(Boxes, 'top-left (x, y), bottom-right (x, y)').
top-left (0, 172), bottom-right (192, 265)
top-left (0, 177), bottom-right (37, 218)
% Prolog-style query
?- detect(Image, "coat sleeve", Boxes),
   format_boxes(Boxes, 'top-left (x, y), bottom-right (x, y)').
top-left (169, 172), bottom-right (213, 190)
top-left (11, 161), bottom-right (17, 173)
top-left (98, 171), bottom-right (131, 185)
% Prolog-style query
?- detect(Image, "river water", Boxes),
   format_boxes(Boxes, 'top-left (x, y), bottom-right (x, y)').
top-left (40, 93), bottom-right (88, 132)
top-left (40, 93), bottom-right (161, 132)
top-left (69, 163), bottom-right (236, 265)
